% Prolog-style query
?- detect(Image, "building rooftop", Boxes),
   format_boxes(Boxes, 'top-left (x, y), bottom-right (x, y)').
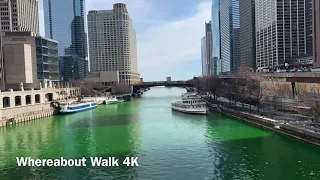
top-left (88, 3), bottom-right (127, 14)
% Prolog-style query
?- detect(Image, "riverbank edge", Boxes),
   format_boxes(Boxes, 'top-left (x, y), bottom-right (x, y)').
top-left (206, 102), bottom-right (320, 147)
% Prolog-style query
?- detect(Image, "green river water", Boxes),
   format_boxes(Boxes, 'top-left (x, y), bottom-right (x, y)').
top-left (0, 87), bottom-right (320, 180)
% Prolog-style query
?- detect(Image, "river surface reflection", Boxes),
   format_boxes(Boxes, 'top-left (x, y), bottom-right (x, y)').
top-left (0, 87), bottom-right (320, 180)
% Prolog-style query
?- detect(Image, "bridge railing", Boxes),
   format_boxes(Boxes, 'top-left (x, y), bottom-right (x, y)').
top-left (142, 81), bottom-right (190, 85)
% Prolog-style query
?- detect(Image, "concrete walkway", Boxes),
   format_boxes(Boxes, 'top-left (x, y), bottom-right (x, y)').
top-left (203, 97), bottom-right (320, 146)
top-left (202, 94), bottom-right (320, 133)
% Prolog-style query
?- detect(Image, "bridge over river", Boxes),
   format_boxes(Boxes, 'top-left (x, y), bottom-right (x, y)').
top-left (133, 80), bottom-right (193, 92)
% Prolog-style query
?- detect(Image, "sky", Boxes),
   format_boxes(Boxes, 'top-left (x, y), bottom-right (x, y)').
top-left (38, 0), bottom-right (211, 81)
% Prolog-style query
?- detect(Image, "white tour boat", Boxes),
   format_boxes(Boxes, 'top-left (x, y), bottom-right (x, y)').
top-left (60, 100), bottom-right (97, 114)
top-left (182, 92), bottom-right (201, 100)
top-left (105, 96), bottom-right (124, 104)
top-left (171, 98), bottom-right (208, 115)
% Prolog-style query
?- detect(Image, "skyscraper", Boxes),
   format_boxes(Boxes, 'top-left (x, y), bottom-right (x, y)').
top-left (43, 0), bottom-right (73, 56)
top-left (44, 0), bottom-right (88, 81)
top-left (66, 0), bottom-right (87, 58)
top-left (220, 0), bottom-right (240, 73)
top-left (0, 0), bottom-right (40, 35)
top-left (201, 22), bottom-right (213, 76)
top-left (313, 0), bottom-right (320, 68)
top-left (87, 3), bottom-right (140, 84)
top-left (207, 22), bottom-right (213, 76)
top-left (255, 0), bottom-right (313, 71)
top-left (211, 0), bottom-right (221, 75)
top-left (201, 36), bottom-right (207, 76)
top-left (239, 0), bottom-right (256, 70)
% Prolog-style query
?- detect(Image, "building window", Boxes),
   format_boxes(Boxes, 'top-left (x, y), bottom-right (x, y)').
top-left (35, 94), bottom-right (40, 103)
top-left (15, 96), bottom-right (21, 106)
top-left (3, 97), bottom-right (10, 108)
top-left (26, 95), bottom-right (32, 105)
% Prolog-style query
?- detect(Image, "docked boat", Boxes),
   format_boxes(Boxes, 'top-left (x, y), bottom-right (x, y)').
top-left (105, 97), bottom-right (124, 104)
top-left (59, 100), bottom-right (97, 114)
top-left (182, 92), bottom-right (201, 100)
top-left (171, 98), bottom-right (208, 114)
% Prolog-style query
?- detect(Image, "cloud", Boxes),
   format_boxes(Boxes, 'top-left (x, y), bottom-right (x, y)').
top-left (136, 1), bottom-right (211, 80)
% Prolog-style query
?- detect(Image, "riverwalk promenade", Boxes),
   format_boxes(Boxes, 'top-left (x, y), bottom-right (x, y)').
top-left (0, 86), bottom-right (81, 127)
top-left (203, 95), bottom-right (320, 146)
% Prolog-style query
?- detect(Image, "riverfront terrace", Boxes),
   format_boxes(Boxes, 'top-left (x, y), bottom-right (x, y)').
top-left (0, 83), bottom-right (80, 127)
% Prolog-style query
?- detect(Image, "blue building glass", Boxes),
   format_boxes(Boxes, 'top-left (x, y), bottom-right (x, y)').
top-left (211, 0), bottom-right (221, 74)
top-left (219, 0), bottom-right (240, 73)
top-left (43, 0), bottom-right (73, 56)
top-left (68, 0), bottom-right (87, 58)
top-left (35, 37), bottom-right (60, 82)
top-left (44, 0), bottom-right (88, 81)
top-left (74, 0), bottom-right (82, 16)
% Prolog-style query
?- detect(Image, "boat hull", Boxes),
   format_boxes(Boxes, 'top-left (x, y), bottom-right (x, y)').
top-left (105, 99), bottom-right (124, 104)
top-left (171, 106), bottom-right (208, 115)
top-left (105, 101), bottom-right (120, 104)
top-left (60, 104), bottom-right (98, 114)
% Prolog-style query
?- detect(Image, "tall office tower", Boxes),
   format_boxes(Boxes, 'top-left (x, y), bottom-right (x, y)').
top-left (239, 0), bottom-right (256, 70)
top-left (313, 0), bottom-right (320, 68)
top-left (44, 0), bottom-right (73, 56)
top-left (211, 0), bottom-right (221, 75)
top-left (201, 36), bottom-right (207, 76)
top-left (220, 0), bottom-right (240, 73)
top-left (66, 0), bottom-right (87, 58)
top-left (87, 3), bottom-right (140, 84)
top-left (205, 22), bottom-right (213, 76)
top-left (44, 0), bottom-right (88, 81)
top-left (0, 0), bottom-right (39, 35)
top-left (255, 0), bottom-right (313, 71)
top-left (201, 22), bottom-right (213, 76)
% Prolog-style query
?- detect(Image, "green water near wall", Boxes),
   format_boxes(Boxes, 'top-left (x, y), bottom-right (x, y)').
top-left (0, 87), bottom-right (320, 180)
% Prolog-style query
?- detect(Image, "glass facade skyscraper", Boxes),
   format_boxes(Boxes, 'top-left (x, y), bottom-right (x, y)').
top-left (67, 0), bottom-right (87, 58)
top-left (201, 22), bottom-right (213, 76)
top-left (219, 0), bottom-right (240, 73)
top-left (36, 37), bottom-right (60, 82)
top-left (43, 0), bottom-right (73, 56)
top-left (44, 0), bottom-right (88, 81)
top-left (211, 0), bottom-right (221, 74)
top-left (201, 36), bottom-right (207, 76)
top-left (239, 0), bottom-right (256, 70)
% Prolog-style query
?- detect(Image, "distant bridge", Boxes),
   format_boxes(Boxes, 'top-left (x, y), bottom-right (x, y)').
top-left (133, 81), bottom-right (193, 92)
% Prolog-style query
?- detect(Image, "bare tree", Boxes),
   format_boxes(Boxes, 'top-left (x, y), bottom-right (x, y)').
top-left (207, 76), bottom-right (222, 102)
top-left (232, 67), bottom-right (252, 107)
top-left (195, 68), bottom-right (276, 112)
top-left (246, 73), bottom-right (275, 111)
top-left (307, 97), bottom-right (320, 123)
top-left (112, 82), bottom-right (132, 94)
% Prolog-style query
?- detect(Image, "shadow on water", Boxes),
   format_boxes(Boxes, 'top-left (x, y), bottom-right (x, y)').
top-left (203, 134), bottom-right (320, 180)
top-left (1, 87), bottom-right (320, 180)
top-left (66, 114), bottom-right (140, 129)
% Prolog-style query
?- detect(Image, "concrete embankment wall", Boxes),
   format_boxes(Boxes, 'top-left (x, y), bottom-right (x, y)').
top-left (0, 87), bottom-right (81, 127)
top-left (0, 103), bottom-right (56, 127)
top-left (215, 105), bottom-right (320, 147)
